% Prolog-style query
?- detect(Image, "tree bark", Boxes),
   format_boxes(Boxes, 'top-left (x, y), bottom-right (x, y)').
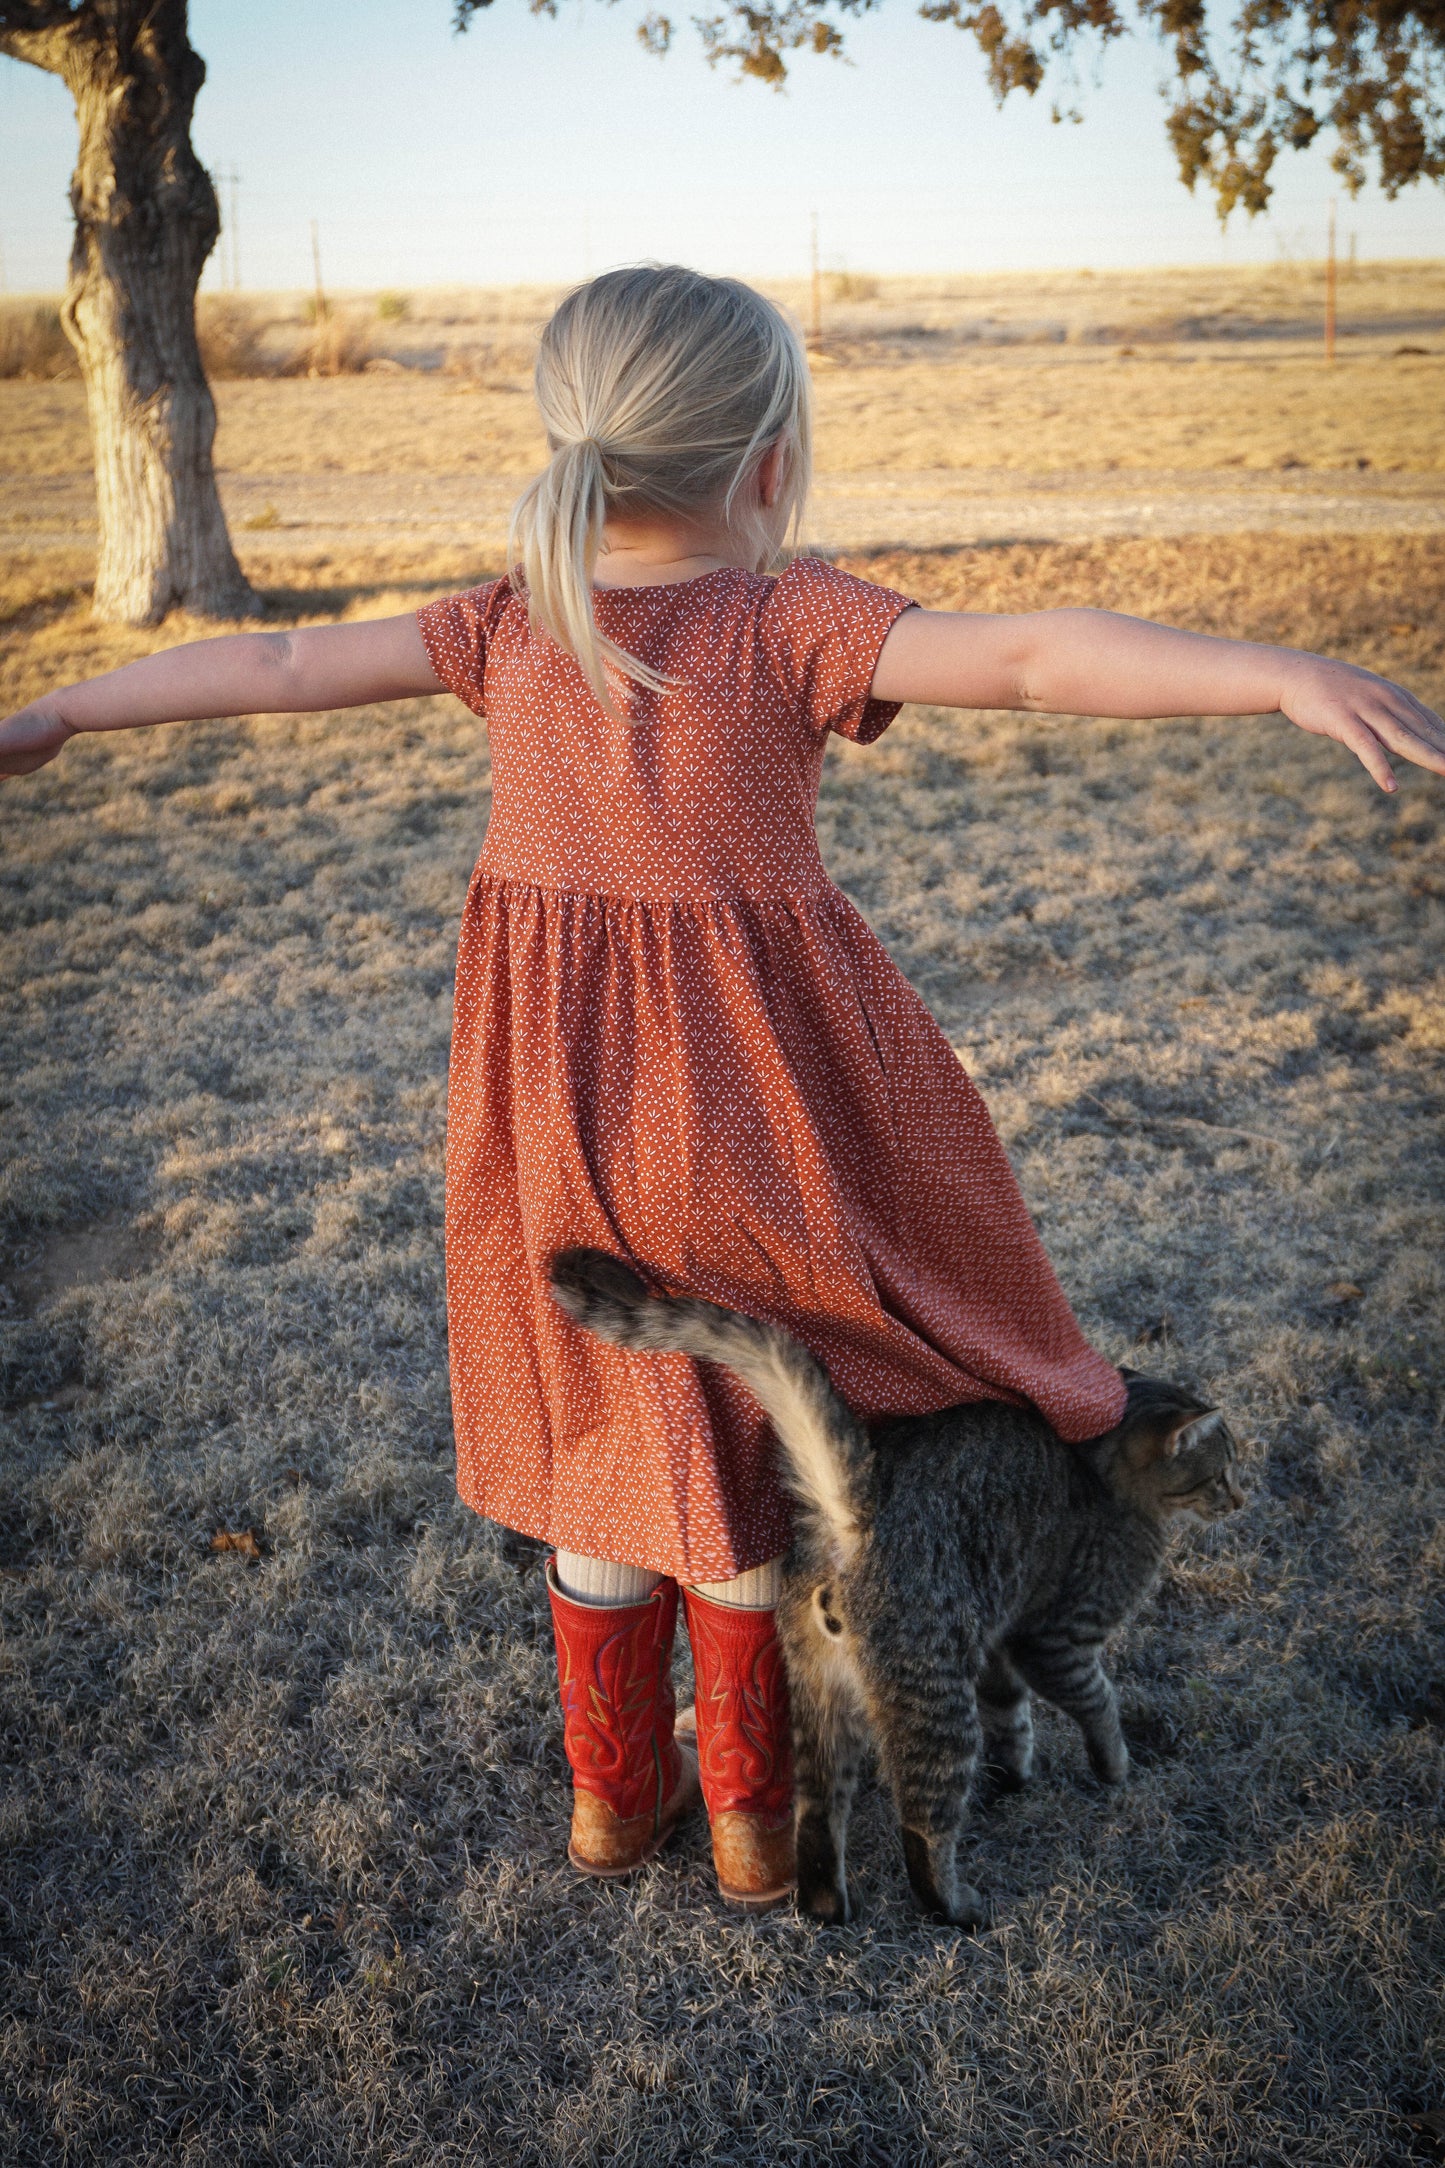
top-left (0, 2), bottom-right (259, 624)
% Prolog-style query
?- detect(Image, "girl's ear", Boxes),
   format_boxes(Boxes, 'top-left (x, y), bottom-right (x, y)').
top-left (757, 436), bottom-right (790, 509)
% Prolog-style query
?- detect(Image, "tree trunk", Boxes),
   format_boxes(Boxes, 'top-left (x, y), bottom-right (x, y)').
top-left (1, 2), bottom-right (259, 625)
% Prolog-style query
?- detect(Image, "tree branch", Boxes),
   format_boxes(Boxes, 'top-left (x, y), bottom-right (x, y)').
top-left (454, 0), bottom-right (1445, 209)
top-left (0, 0), bottom-right (85, 73)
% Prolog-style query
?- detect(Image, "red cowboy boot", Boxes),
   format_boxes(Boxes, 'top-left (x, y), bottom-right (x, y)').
top-left (682, 1586), bottom-right (796, 1911)
top-left (546, 1562), bottom-right (701, 1877)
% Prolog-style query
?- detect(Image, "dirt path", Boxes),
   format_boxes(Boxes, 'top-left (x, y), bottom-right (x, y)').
top-left (4, 466), bottom-right (1442, 562)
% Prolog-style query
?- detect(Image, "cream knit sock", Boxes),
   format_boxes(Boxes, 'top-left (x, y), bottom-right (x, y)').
top-left (552, 1549), bottom-right (663, 1607)
top-left (688, 1557), bottom-right (784, 1609)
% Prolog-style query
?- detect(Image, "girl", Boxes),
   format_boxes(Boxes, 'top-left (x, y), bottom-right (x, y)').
top-left (4, 266), bottom-right (1441, 1914)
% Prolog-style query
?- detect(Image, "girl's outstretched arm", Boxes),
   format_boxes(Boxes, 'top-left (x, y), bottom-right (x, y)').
top-left (0, 613), bottom-right (442, 780)
top-left (870, 606), bottom-right (1445, 794)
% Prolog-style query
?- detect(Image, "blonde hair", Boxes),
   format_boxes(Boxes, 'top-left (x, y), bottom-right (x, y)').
top-left (508, 265), bottom-right (812, 715)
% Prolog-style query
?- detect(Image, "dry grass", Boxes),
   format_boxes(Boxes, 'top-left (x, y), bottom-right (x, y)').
top-left (2, 325), bottom-right (1444, 2162)
top-left (195, 297), bottom-right (276, 382)
top-left (4, 261), bottom-right (1442, 488)
top-left (0, 302), bottom-right (74, 382)
top-left (4, 343), bottom-right (1443, 485)
top-left (813, 344), bottom-right (1444, 475)
top-left (0, 294), bottom-right (384, 390)
top-left (32, 255), bottom-right (1445, 378)
top-left (196, 297), bottom-right (379, 381)
top-left (791, 258), bottom-right (1445, 353)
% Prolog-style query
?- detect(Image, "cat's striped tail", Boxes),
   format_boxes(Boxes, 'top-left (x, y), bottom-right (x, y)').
top-left (548, 1248), bottom-right (870, 1565)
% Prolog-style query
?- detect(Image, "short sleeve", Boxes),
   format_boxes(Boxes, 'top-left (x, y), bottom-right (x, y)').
top-left (416, 579), bottom-right (512, 717)
top-left (760, 557), bottom-right (916, 744)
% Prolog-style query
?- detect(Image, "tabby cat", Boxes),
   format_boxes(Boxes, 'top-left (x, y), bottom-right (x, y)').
top-left (550, 1248), bottom-right (1246, 1927)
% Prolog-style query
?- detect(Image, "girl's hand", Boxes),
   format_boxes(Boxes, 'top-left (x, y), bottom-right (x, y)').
top-left (0, 702), bottom-right (75, 780)
top-left (1278, 654), bottom-right (1445, 793)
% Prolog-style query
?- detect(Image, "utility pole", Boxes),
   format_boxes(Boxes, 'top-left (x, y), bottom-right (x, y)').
top-left (212, 167), bottom-right (240, 290)
top-left (809, 211), bottom-right (822, 350)
top-left (228, 168), bottom-right (241, 290)
top-left (1325, 199), bottom-right (1337, 363)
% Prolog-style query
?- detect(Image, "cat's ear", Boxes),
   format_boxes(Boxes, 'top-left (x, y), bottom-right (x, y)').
top-left (1127, 1402), bottom-right (1221, 1467)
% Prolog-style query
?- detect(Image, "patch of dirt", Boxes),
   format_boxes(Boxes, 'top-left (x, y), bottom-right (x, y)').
top-left (0, 1216), bottom-right (160, 1321)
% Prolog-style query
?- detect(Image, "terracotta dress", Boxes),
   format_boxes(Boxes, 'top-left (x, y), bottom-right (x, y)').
top-left (416, 557), bottom-right (1126, 1582)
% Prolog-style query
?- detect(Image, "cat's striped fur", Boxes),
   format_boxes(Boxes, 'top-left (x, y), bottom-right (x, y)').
top-left (550, 1247), bottom-right (1245, 1927)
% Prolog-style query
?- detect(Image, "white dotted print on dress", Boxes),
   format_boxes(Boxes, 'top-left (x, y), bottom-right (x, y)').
top-left (418, 557), bottom-right (1127, 1581)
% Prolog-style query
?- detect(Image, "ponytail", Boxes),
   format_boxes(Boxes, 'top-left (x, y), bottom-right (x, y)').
top-left (508, 266), bottom-right (812, 720)
top-left (508, 434), bottom-right (670, 720)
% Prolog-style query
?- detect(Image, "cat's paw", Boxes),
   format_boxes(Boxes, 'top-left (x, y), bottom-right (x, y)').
top-left (799, 1877), bottom-right (852, 1926)
top-left (939, 1882), bottom-right (989, 1932)
top-left (1087, 1737), bottom-right (1130, 1786)
top-left (901, 1831), bottom-right (988, 1931)
top-left (797, 1815), bottom-right (851, 1923)
top-left (981, 1748), bottom-right (1034, 1795)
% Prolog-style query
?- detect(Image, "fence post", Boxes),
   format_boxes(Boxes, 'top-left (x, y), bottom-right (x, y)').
top-left (311, 220), bottom-right (328, 325)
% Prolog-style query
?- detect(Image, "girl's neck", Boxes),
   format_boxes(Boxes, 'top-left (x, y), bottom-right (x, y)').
top-left (592, 498), bottom-right (787, 590)
top-left (592, 516), bottom-right (743, 591)
top-left (590, 441), bottom-right (793, 590)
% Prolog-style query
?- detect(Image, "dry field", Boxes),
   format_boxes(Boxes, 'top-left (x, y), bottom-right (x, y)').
top-left (2, 271), bottom-right (1444, 2165)
top-left (4, 262), bottom-right (1443, 563)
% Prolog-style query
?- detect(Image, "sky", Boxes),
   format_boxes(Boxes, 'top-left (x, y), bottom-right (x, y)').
top-left (1, 0), bottom-right (1442, 293)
